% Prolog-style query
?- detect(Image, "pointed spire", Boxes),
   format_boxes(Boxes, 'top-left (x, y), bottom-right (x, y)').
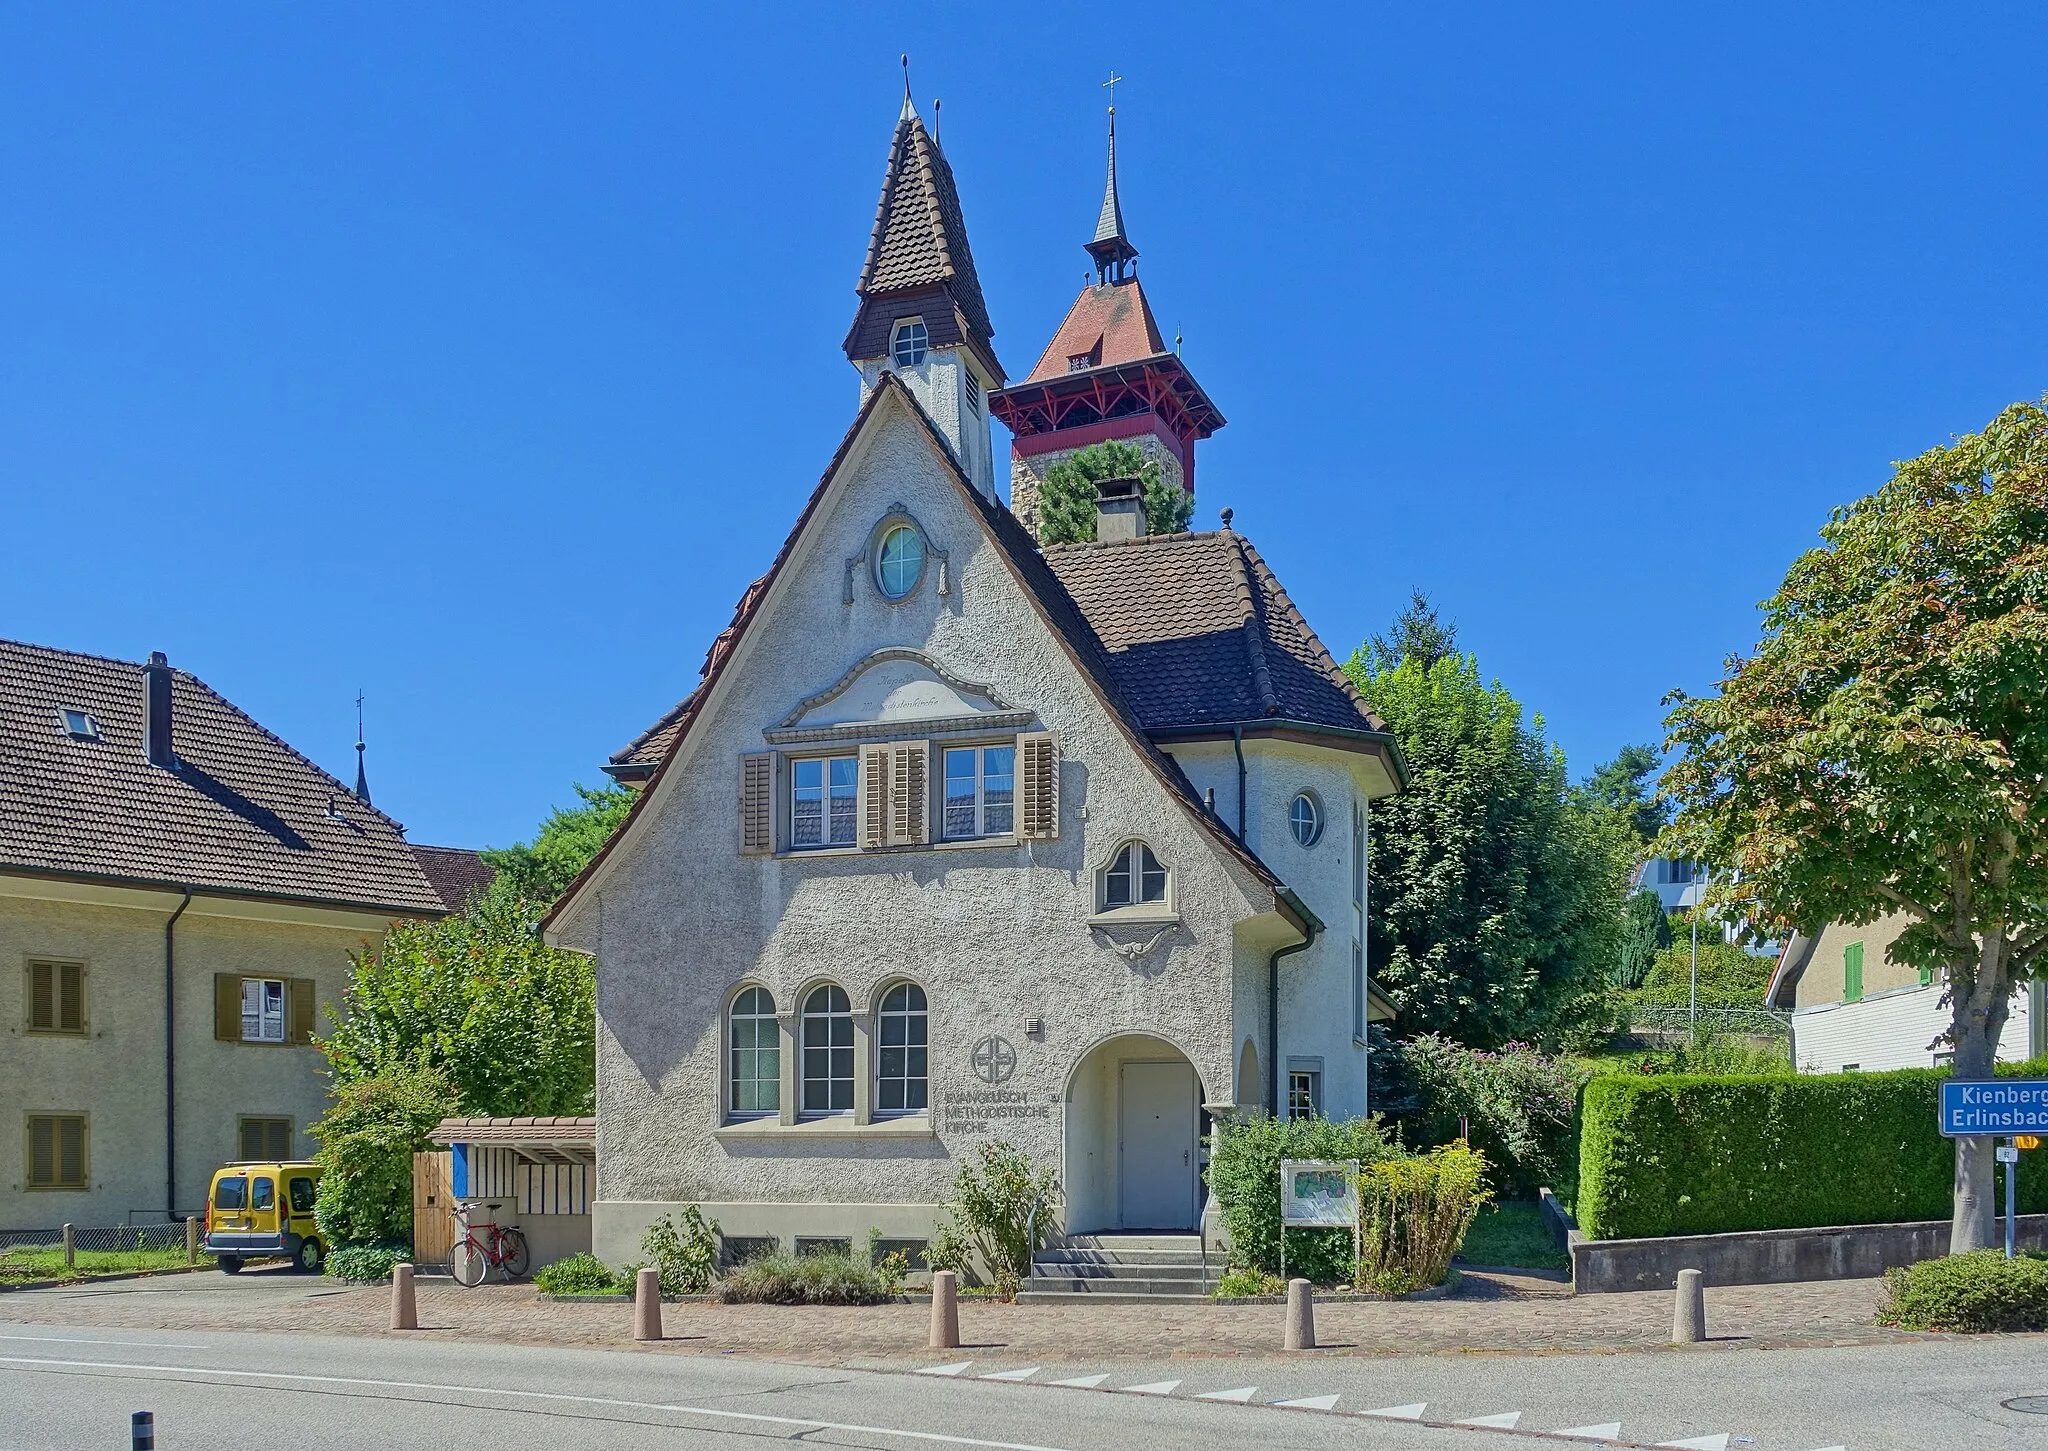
top-left (1085, 105), bottom-right (1139, 284)
top-left (352, 690), bottom-right (371, 806)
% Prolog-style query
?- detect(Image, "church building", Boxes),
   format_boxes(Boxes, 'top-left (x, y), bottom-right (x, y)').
top-left (544, 93), bottom-right (1402, 1263)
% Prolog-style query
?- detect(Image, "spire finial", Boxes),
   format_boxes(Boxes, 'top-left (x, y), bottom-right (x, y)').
top-left (352, 689), bottom-right (372, 806)
top-left (900, 54), bottom-right (914, 119)
top-left (1086, 74), bottom-right (1138, 283)
top-left (932, 97), bottom-right (940, 144)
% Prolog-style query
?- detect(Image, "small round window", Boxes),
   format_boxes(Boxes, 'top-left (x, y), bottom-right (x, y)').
top-left (892, 318), bottom-right (930, 368)
top-left (1288, 792), bottom-right (1324, 848)
top-left (877, 525), bottom-right (925, 599)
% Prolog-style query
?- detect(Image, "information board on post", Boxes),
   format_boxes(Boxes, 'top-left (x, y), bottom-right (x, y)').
top-left (1277, 1159), bottom-right (1360, 1284)
top-left (1937, 1079), bottom-right (2048, 1137)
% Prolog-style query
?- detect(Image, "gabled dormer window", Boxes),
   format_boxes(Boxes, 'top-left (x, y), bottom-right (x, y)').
top-left (892, 318), bottom-right (929, 368)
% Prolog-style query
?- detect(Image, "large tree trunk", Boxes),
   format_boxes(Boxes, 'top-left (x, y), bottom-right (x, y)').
top-left (1949, 932), bottom-right (2011, 1254)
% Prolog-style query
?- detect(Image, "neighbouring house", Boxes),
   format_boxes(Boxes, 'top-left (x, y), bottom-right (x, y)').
top-left (0, 639), bottom-right (484, 1227)
top-left (1766, 912), bottom-right (2043, 1073)
top-left (1632, 856), bottom-right (1780, 955)
top-left (543, 100), bottom-right (1401, 1264)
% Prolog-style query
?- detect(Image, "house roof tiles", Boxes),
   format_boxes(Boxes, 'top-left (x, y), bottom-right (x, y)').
top-left (857, 108), bottom-right (994, 344)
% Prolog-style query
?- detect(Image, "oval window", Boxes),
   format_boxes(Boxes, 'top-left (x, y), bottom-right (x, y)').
top-left (877, 525), bottom-right (924, 599)
top-left (1289, 792), bottom-right (1324, 848)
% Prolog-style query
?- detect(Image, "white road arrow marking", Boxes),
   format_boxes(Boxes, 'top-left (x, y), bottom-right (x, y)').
top-left (1361, 1404), bottom-right (1428, 1420)
top-left (917, 1363), bottom-right (974, 1376)
top-left (981, 1368), bottom-right (1040, 1381)
top-left (1194, 1387), bottom-right (1259, 1403)
top-left (1120, 1380), bottom-right (1183, 1396)
top-left (1657, 1437), bottom-right (1731, 1451)
top-left (1049, 1374), bottom-right (1109, 1388)
top-left (1556, 1425), bottom-right (1624, 1440)
top-left (1458, 1411), bottom-right (1524, 1429)
top-left (1275, 1394), bottom-right (1342, 1410)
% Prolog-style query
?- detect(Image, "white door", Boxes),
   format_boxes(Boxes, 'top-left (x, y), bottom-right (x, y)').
top-left (1119, 1061), bottom-right (1198, 1230)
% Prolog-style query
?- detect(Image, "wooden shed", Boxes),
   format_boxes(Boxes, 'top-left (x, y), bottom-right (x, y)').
top-left (420, 1116), bottom-right (596, 1272)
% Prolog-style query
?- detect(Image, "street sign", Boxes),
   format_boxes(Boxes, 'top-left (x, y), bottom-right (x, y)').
top-left (2020, 1136), bottom-right (2042, 1151)
top-left (1937, 1078), bottom-right (2048, 1137)
top-left (1998, 1145), bottom-right (2022, 1164)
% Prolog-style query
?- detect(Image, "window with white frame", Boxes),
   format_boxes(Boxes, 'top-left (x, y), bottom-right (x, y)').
top-left (1103, 842), bottom-right (1167, 908)
top-left (876, 525), bottom-right (925, 599)
top-left (875, 981), bottom-right (928, 1113)
top-left (1288, 791), bottom-right (1323, 847)
top-left (891, 318), bottom-right (929, 368)
top-left (729, 986), bottom-right (780, 1115)
top-left (942, 745), bottom-right (1014, 839)
top-left (1288, 1067), bottom-right (1322, 1120)
top-left (241, 978), bottom-right (286, 1043)
top-left (801, 985), bottom-right (854, 1114)
top-left (791, 756), bottom-right (858, 848)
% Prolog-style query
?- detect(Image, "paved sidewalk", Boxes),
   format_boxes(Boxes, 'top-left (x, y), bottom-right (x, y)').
top-left (0, 1267), bottom-right (1913, 1361)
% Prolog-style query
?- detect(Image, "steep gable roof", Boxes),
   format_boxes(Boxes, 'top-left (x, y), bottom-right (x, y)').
top-left (0, 639), bottom-right (446, 914)
top-left (857, 105), bottom-right (994, 344)
top-left (1023, 278), bottom-right (1168, 385)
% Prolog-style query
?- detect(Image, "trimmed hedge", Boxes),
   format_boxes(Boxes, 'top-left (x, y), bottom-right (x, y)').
top-left (1877, 1250), bottom-right (2048, 1332)
top-left (1577, 1062), bottom-right (2048, 1240)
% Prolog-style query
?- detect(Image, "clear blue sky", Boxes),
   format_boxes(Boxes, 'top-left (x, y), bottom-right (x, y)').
top-left (4, 6), bottom-right (2043, 850)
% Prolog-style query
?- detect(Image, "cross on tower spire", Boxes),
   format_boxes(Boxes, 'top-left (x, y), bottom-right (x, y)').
top-left (1086, 83), bottom-right (1138, 284)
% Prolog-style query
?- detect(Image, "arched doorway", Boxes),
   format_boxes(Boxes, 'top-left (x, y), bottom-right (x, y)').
top-left (1063, 1033), bottom-right (1205, 1234)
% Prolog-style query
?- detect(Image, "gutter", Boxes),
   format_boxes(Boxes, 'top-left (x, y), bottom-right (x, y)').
top-left (164, 886), bottom-right (193, 1218)
top-left (0, 862), bottom-right (445, 921)
top-left (1268, 887), bottom-right (1324, 1115)
top-left (1150, 719), bottom-right (1411, 792)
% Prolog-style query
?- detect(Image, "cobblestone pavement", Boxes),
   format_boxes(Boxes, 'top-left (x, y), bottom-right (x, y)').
top-left (0, 1266), bottom-right (1916, 1363)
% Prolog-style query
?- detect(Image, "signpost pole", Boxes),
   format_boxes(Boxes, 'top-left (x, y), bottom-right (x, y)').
top-left (2006, 1140), bottom-right (2018, 1260)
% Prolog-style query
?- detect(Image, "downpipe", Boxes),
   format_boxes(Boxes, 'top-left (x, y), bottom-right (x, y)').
top-left (164, 887), bottom-right (193, 1219)
top-left (1268, 925), bottom-right (1318, 1117)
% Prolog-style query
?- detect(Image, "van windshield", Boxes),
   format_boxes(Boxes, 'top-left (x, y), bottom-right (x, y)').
top-left (214, 1177), bottom-right (247, 1210)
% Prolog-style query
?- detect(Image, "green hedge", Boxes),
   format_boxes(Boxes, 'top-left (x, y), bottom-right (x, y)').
top-left (1577, 1060), bottom-right (2048, 1239)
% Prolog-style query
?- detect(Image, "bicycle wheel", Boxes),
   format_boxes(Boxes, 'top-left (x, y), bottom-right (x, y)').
top-left (452, 1236), bottom-right (489, 1287)
top-left (500, 1229), bottom-right (531, 1279)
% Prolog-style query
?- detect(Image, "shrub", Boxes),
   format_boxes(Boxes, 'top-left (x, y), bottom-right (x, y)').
top-left (641, 1206), bottom-right (720, 1294)
top-left (1356, 1141), bottom-right (1490, 1295)
top-left (534, 1252), bottom-right (627, 1295)
top-left (1576, 1066), bottom-right (2048, 1239)
top-left (1213, 1267), bottom-right (1285, 1298)
top-left (863, 1229), bottom-right (914, 1296)
top-left (310, 1065), bottom-right (459, 1247)
top-left (323, 1242), bottom-right (410, 1282)
top-left (714, 1250), bottom-right (890, 1305)
top-left (1877, 1251), bottom-right (2048, 1332)
top-left (1206, 1113), bottom-right (1396, 1284)
top-left (1628, 938), bottom-right (1777, 1009)
top-left (1396, 1035), bottom-right (1584, 1197)
top-left (927, 1140), bottom-right (1059, 1298)
top-left (1036, 440), bottom-right (1192, 545)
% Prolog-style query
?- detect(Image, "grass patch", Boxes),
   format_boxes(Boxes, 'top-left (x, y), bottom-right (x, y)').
top-left (1455, 1202), bottom-right (1567, 1271)
top-left (0, 1246), bottom-right (203, 1282)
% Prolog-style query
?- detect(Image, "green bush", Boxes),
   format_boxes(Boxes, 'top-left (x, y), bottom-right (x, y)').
top-left (323, 1242), bottom-right (410, 1282)
top-left (1877, 1251), bottom-right (2048, 1332)
top-left (713, 1250), bottom-right (890, 1305)
top-left (1213, 1267), bottom-right (1285, 1298)
top-left (1356, 1141), bottom-right (1489, 1295)
top-left (1576, 1066), bottom-right (2048, 1239)
top-left (926, 1140), bottom-right (1059, 1298)
top-left (310, 1066), bottom-right (459, 1246)
top-left (534, 1251), bottom-right (627, 1295)
top-left (641, 1206), bottom-right (720, 1294)
top-left (1396, 1035), bottom-right (1584, 1197)
top-left (1628, 938), bottom-right (1776, 1009)
top-left (1206, 1114), bottom-right (1396, 1284)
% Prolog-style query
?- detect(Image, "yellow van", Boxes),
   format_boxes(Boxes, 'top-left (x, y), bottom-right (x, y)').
top-left (203, 1161), bottom-right (325, 1273)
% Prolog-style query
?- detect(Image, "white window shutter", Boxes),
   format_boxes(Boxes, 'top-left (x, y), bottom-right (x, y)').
top-left (890, 741), bottom-right (929, 845)
top-left (1017, 731), bottom-right (1060, 839)
top-left (739, 753), bottom-right (775, 856)
top-left (860, 744), bottom-right (892, 849)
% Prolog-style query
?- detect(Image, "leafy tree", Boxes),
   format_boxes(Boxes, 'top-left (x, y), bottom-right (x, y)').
top-left (1575, 744), bottom-right (1670, 846)
top-left (1661, 396), bottom-right (2048, 1251)
top-left (1612, 887), bottom-right (1673, 988)
top-left (310, 1064), bottom-right (459, 1246)
top-left (1344, 644), bottom-right (1635, 1049)
top-left (319, 890), bottom-right (596, 1117)
top-left (1036, 440), bottom-right (1193, 544)
top-left (1628, 937), bottom-right (1775, 1009)
top-left (480, 782), bottom-right (634, 907)
top-left (1365, 589), bottom-right (1459, 673)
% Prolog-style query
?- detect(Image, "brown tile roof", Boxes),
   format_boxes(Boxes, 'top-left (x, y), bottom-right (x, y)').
top-left (0, 638), bottom-right (446, 914)
top-left (411, 844), bottom-right (496, 913)
top-left (1043, 531), bottom-right (1386, 735)
top-left (856, 106), bottom-right (994, 344)
top-left (429, 1115), bottom-right (595, 1146)
top-left (1023, 279), bottom-right (1167, 385)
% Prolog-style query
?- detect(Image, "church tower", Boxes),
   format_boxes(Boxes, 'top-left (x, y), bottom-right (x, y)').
top-left (990, 108), bottom-right (1225, 542)
top-left (844, 88), bottom-right (1005, 497)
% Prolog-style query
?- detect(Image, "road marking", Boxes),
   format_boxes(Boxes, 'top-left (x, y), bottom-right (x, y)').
top-left (1657, 1438), bottom-right (1730, 1451)
top-left (1459, 1411), bottom-right (1524, 1429)
top-left (981, 1368), bottom-right (1040, 1381)
top-left (1555, 1425), bottom-right (1623, 1441)
top-left (1048, 1374), bottom-right (1108, 1388)
top-left (1194, 1386), bottom-right (1258, 1403)
top-left (1275, 1394), bottom-right (1341, 1410)
top-left (1120, 1380), bottom-right (1182, 1395)
top-left (0, 1335), bottom-right (208, 1350)
top-left (918, 1363), bottom-right (974, 1376)
top-left (1362, 1404), bottom-right (1427, 1420)
top-left (0, 1356), bottom-right (1080, 1451)
top-left (1799, 1446), bottom-right (1847, 1451)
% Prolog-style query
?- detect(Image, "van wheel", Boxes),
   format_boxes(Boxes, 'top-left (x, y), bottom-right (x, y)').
top-left (294, 1238), bottom-right (323, 1274)
top-left (218, 1256), bottom-right (244, 1274)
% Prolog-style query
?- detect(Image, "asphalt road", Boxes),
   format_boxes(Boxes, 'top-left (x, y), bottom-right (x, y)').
top-left (2, 1318), bottom-right (2045, 1451)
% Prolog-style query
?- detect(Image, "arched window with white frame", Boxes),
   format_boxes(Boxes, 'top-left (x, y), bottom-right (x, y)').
top-left (801, 985), bottom-right (854, 1114)
top-left (875, 981), bottom-right (928, 1114)
top-left (1102, 840), bottom-right (1168, 909)
top-left (728, 986), bottom-right (779, 1116)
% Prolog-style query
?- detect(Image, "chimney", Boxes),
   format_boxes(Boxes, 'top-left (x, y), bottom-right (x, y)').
top-left (1093, 475), bottom-right (1147, 543)
top-left (143, 651), bottom-right (175, 770)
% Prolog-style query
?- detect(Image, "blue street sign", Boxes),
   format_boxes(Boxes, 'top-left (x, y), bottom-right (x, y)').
top-left (1938, 1078), bottom-right (2048, 1137)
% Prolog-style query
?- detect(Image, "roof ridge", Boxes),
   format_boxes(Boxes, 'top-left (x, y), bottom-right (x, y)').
top-left (0, 636), bottom-right (150, 671)
top-left (1227, 535), bottom-right (1281, 717)
top-left (1233, 535), bottom-right (1385, 730)
top-left (1038, 528), bottom-right (1213, 555)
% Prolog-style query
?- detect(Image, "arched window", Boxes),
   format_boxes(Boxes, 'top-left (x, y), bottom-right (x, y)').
top-left (1104, 842), bottom-right (1168, 908)
top-left (728, 986), bottom-right (779, 1116)
top-left (801, 985), bottom-right (854, 1114)
top-left (876, 982), bottom-right (928, 1114)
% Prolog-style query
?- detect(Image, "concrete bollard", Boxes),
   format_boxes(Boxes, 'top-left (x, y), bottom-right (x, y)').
top-left (62, 1224), bottom-right (75, 1270)
top-left (1284, 1278), bottom-right (1316, 1350)
top-left (131, 1411), bottom-right (155, 1451)
top-left (1672, 1268), bottom-right (1706, 1344)
top-left (185, 1216), bottom-right (200, 1266)
top-left (390, 1264), bottom-right (418, 1330)
top-left (633, 1266), bottom-right (663, 1341)
top-left (928, 1270), bottom-right (960, 1349)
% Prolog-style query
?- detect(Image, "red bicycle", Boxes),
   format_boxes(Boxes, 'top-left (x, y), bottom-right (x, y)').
top-left (452, 1202), bottom-right (530, 1287)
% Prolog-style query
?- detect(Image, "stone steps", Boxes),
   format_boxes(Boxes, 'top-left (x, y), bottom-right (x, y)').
top-left (1025, 1233), bottom-right (1216, 1299)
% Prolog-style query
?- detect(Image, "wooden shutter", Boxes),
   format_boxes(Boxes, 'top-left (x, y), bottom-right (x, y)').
top-left (1017, 731), bottom-right (1061, 839)
top-left (27, 961), bottom-right (52, 1031)
top-left (59, 1117), bottom-right (85, 1187)
top-left (240, 1118), bottom-right (264, 1161)
top-left (890, 741), bottom-right (929, 846)
top-left (28, 1116), bottom-right (54, 1186)
top-left (287, 979), bottom-right (316, 1045)
top-left (859, 745), bottom-right (892, 849)
top-left (739, 752), bottom-right (775, 856)
top-left (215, 974), bottom-right (242, 1042)
top-left (59, 963), bottom-right (83, 1033)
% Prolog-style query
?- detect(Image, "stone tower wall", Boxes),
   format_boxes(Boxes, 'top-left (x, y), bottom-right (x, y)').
top-left (1008, 429), bottom-right (1187, 543)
